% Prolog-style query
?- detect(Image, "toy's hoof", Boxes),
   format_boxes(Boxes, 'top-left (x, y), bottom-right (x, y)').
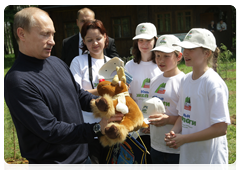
top-left (105, 125), bottom-right (119, 139)
top-left (95, 98), bottom-right (108, 112)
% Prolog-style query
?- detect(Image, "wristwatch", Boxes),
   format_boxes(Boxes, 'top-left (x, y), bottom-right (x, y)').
top-left (93, 123), bottom-right (103, 137)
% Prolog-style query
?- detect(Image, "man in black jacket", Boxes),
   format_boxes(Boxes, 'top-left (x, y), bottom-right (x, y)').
top-left (62, 7), bottom-right (119, 66)
top-left (4, 7), bottom-right (122, 164)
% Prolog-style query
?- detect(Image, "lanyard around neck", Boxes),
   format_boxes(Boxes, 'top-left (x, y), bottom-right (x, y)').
top-left (88, 54), bottom-right (107, 89)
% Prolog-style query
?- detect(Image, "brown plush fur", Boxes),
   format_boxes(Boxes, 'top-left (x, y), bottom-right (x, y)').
top-left (91, 78), bottom-right (149, 147)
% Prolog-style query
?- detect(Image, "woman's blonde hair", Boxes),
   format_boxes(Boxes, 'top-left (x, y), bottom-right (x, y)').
top-left (202, 47), bottom-right (220, 67)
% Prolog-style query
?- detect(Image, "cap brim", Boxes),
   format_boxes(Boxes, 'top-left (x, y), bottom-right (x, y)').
top-left (151, 46), bottom-right (175, 53)
top-left (173, 41), bottom-right (200, 49)
top-left (133, 34), bottom-right (155, 40)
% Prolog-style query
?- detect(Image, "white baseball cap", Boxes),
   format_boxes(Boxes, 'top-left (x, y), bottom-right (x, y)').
top-left (173, 28), bottom-right (217, 51)
top-left (142, 97), bottom-right (165, 116)
top-left (151, 35), bottom-right (182, 53)
top-left (132, 23), bottom-right (157, 40)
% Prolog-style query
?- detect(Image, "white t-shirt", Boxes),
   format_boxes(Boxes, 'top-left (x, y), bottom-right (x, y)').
top-left (125, 59), bottom-right (162, 136)
top-left (149, 71), bottom-right (185, 154)
top-left (70, 54), bottom-right (111, 123)
top-left (177, 68), bottom-right (230, 164)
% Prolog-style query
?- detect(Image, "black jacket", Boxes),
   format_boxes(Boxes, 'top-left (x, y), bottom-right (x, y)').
top-left (61, 33), bottom-right (119, 66)
top-left (4, 52), bottom-right (98, 164)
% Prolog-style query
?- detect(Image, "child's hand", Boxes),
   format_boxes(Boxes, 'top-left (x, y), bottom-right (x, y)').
top-left (165, 131), bottom-right (177, 149)
top-left (141, 126), bottom-right (150, 134)
top-left (165, 131), bottom-right (185, 149)
top-left (148, 113), bottom-right (169, 127)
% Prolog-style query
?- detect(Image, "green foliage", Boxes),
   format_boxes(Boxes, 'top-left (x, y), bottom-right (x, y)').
top-left (4, 6), bottom-right (17, 23)
top-left (178, 60), bottom-right (192, 74)
top-left (4, 5), bottom-right (39, 23)
top-left (217, 43), bottom-right (234, 79)
top-left (227, 125), bottom-right (236, 164)
top-left (4, 54), bottom-right (22, 161)
top-left (219, 43), bottom-right (233, 62)
top-left (122, 55), bottom-right (134, 65)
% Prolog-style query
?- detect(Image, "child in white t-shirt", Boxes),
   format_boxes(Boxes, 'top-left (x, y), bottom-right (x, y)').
top-left (165, 28), bottom-right (231, 164)
top-left (148, 35), bottom-right (185, 164)
top-left (125, 22), bottom-right (162, 164)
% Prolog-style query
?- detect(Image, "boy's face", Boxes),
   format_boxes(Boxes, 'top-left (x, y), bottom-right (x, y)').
top-left (155, 51), bottom-right (180, 75)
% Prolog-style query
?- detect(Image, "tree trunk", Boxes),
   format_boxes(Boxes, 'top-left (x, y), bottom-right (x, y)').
top-left (9, 5), bottom-right (19, 58)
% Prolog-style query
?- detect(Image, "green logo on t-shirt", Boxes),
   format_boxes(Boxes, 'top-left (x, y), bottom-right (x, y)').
top-left (184, 97), bottom-right (191, 111)
top-left (141, 78), bottom-right (150, 88)
top-left (155, 83), bottom-right (166, 94)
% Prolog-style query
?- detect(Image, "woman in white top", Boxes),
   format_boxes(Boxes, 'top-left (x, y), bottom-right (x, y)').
top-left (125, 22), bottom-right (162, 164)
top-left (70, 20), bottom-right (111, 164)
top-left (165, 28), bottom-right (230, 164)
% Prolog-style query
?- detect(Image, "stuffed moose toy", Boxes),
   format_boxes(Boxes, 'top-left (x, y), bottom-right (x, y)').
top-left (90, 66), bottom-right (148, 147)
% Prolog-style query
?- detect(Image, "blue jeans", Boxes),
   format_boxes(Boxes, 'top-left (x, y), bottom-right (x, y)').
top-left (29, 157), bottom-right (93, 170)
top-left (150, 147), bottom-right (179, 164)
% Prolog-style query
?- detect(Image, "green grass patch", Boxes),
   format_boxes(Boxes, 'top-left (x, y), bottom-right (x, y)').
top-left (178, 60), bottom-right (192, 74)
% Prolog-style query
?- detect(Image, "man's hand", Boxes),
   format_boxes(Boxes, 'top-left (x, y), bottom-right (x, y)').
top-left (99, 111), bottom-right (124, 134)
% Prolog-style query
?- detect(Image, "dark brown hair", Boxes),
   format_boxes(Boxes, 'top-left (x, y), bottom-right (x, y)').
top-left (80, 20), bottom-right (109, 54)
top-left (132, 37), bottom-right (157, 64)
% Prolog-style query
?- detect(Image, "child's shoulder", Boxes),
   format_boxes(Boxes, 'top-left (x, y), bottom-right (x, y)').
top-left (203, 68), bottom-right (228, 91)
top-left (182, 71), bottom-right (192, 81)
top-left (205, 68), bottom-right (224, 83)
top-left (125, 59), bottom-right (134, 68)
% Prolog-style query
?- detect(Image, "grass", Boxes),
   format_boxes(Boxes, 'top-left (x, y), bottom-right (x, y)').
top-left (4, 54), bottom-right (26, 163)
top-left (4, 55), bottom-right (236, 164)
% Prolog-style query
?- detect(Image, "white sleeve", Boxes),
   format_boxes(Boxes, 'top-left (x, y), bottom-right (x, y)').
top-left (224, 23), bottom-right (227, 30)
top-left (208, 87), bottom-right (231, 125)
top-left (70, 58), bottom-right (83, 87)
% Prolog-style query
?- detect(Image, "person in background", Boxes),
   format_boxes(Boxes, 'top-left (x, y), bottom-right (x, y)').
top-left (217, 19), bottom-right (227, 32)
top-left (4, 7), bottom-right (123, 164)
top-left (148, 35), bottom-right (185, 164)
top-left (62, 7), bottom-right (119, 66)
top-left (124, 22), bottom-right (162, 164)
top-left (208, 20), bottom-right (216, 33)
top-left (165, 28), bottom-right (230, 164)
top-left (69, 20), bottom-right (111, 164)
